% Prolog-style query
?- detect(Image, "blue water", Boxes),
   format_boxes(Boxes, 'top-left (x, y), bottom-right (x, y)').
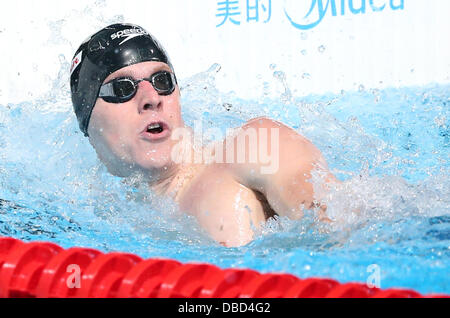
top-left (0, 61), bottom-right (449, 295)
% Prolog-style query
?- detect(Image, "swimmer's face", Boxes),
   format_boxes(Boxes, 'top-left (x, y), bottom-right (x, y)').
top-left (88, 61), bottom-right (184, 177)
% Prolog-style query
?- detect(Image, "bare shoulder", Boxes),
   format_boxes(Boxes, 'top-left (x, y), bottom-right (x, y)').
top-left (242, 116), bottom-right (287, 130)
top-left (240, 116), bottom-right (314, 145)
top-left (222, 116), bottom-right (336, 190)
top-left (230, 116), bottom-right (322, 167)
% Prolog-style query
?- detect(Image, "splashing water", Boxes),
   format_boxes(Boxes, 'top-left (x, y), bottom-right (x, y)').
top-left (0, 4), bottom-right (449, 295)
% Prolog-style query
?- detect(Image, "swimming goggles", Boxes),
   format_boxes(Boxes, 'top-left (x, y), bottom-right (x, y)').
top-left (98, 71), bottom-right (177, 103)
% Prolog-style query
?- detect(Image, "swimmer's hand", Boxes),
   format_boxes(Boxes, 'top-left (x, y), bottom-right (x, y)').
top-left (222, 117), bottom-right (340, 221)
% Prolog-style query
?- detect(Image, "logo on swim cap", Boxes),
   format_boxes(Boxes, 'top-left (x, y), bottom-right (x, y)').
top-left (110, 27), bottom-right (149, 46)
top-left (70, 51), bottom-right (83, 75)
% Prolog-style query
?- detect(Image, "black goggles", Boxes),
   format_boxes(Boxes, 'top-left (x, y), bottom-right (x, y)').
top-left (98, 71), bottom-right (177, 103)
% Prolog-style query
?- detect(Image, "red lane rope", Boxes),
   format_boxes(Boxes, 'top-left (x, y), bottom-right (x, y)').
top-left (0, 237), bottom-right (447, 298)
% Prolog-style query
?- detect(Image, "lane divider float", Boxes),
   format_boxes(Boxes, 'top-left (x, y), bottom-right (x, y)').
top-left (0, 237), bottom-right (447, 298)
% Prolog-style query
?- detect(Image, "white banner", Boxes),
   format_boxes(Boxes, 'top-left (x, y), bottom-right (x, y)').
top-left (0, 0), bottom-right (449, 103)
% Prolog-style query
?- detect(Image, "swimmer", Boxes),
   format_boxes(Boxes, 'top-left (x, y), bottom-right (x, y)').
top-left (70, 23), bottom-right (340, 247)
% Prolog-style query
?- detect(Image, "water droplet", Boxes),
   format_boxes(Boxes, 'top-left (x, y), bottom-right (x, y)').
top-left (281, 91), bottom-right (292, 104)
top-left (301, 73), bottom-right (311, 80)
top-left (300, 32), bottom-right (308, 40)
top-left (273, 71), bottom-right (285, 81)
top-left (208, 63), bottom-right (221, 73)
top-left (222, 103), bottom-right (232, 111)
top-left (318, 45), bottom-right (326, 53)
top-left (301, 49), bottom-right (307, 56)
top-left (58, 54), bottom-right (66, 64)
top-left (263, 82), bottom-right (270, 96)
top-left (358, 84), bottom-right (365, 92)
top-left (269, 64), bottom-right (277, 70)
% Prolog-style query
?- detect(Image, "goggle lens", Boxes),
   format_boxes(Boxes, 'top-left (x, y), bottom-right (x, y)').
top-left (99, 71), bottom-right (176, 103)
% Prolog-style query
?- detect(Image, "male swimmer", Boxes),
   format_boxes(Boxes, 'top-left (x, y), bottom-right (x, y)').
top-left (70, 23), bottom-right (339, 247)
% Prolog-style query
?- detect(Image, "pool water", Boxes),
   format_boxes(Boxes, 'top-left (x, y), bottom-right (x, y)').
top-left (0, 57), bottom-right (448, 295)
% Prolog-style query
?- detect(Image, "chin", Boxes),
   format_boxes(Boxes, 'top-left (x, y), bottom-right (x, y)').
top-left (138, 160), bottom-right (169, 171)
top-left (135, 153), bottom-right (175, 171)
top-left (136, 141), bottom-right (177, 167)
top-left (106, 159), bottom-right (170, 179)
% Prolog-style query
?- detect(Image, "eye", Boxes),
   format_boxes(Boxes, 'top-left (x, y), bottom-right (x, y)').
top-left (112, 78), bottom-right (136, 97)
top-left (153, 72), bottom-right (173, 90)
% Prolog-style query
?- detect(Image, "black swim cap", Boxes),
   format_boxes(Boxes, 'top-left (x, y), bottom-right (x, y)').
top-left (70, 23), bottom-right (175, 137)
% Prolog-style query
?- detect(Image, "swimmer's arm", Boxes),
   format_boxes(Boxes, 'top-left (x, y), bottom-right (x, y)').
top-left (223, 117), bottom-right (340, 220)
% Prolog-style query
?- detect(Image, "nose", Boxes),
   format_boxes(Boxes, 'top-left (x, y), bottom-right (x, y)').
top-left (136, 80), bottom-right (162, 113)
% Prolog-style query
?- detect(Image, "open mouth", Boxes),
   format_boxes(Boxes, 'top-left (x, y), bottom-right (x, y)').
top-left (140, 121), bottom-right (170, 141)
top-left (146, 122), bottom-right (165, 134)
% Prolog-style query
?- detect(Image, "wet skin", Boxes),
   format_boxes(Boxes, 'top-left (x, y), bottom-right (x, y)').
top-left (88, 61), bottom-right (340, 247)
